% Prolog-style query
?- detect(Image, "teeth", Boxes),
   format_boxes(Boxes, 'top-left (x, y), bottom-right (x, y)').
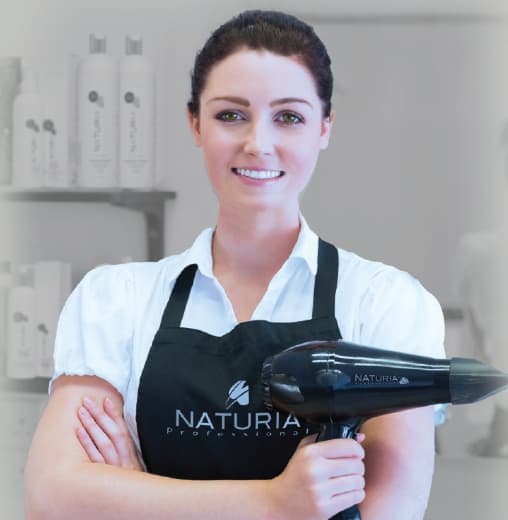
top-left (235, 168), bottom-right (282, 179)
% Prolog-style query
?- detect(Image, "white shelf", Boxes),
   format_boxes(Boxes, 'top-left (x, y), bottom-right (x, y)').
top-left (0, 188), bottom-right (176, 261)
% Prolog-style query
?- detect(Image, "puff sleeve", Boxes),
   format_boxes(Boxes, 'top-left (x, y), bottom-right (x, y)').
top-left (359, 268), bottom-right (447, 423)
top-left (50, 264), bottom-right (134, 398)
top-left (359, 268), bottom-right (445, 358)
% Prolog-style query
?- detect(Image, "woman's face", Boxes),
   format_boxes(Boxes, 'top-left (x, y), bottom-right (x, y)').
top-left (189, 48), bottom-right (333, 213)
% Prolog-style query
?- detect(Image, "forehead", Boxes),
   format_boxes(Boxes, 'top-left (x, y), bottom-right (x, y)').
top-left (203, 48), bottom-right (319, 101)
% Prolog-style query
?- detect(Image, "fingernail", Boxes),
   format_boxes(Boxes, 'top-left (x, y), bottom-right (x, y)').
top-left (79, 406), bottom-right (88, 417)
top-left (83, 396), bottom-right (94, 407)
top-left (104, 397), bottom-right (112, 408)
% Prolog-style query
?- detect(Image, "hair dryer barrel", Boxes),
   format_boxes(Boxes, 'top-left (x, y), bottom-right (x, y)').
top-left (262, 340), bottom-right (508, 423)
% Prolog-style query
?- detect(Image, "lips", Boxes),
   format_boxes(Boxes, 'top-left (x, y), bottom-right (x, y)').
top-left (232, 167), bottom-right (284, 179)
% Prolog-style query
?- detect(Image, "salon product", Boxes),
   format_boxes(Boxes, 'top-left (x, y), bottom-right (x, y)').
top-left (262, 340), bottom-right (508, 520)
top-left (12, 63), bottom-right (44, 188)
top-left (42, 117), bottom-right (65, 187)
top-left (77, 34), bottom-right (117, 187)
top-left (119, 35), bottom-right (155, 189)
top-left (0, 58), bottom-right (21, 184)
top-left (0, 261), bottom-right (14, 375)
top-left (7, 266), bottom-right (36, 379)
top-left (41, 55), bottom-right (77, 187)
top-left (34, 261), bottom-right (71, 377)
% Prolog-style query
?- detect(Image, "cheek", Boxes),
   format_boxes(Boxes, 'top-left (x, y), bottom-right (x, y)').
top-left (201, 131), bottom-right (235, 168)
top-left (288, 134), bottom-right (322, 174)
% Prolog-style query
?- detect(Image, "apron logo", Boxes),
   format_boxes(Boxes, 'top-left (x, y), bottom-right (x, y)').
top-left (166, 380), bottom-right (310, 439)
top-left (225, 380), bottom-right (249, 409)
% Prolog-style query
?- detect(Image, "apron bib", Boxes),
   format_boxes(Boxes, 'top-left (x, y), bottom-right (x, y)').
top-left (136, 238), bottom-right (343, 479)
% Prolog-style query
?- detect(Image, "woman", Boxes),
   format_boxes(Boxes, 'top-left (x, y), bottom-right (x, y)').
top-left (25, 10), bottom-right (444, 519)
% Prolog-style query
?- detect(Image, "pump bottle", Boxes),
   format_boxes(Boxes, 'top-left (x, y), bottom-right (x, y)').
top-left (0, 261), bottom-right (14, 375)
top-left (119, 35), bottom-right (155, 189)
top-left (7, 265), bottom-right (36, 379)
top-left (12, 63), bottom-right (44, 188)
top-left (77, 34), bottom-right (118, 188)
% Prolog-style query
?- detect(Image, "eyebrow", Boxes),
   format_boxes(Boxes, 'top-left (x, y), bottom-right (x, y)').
top-left (207, 96), bottom-right (313, 108)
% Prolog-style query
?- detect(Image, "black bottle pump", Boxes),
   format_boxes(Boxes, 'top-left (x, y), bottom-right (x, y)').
top-left (261, 340), bottom-right (508, 520)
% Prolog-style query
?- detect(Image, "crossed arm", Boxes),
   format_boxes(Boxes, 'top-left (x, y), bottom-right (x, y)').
top-left (24, 374), bottom-right (436, 519)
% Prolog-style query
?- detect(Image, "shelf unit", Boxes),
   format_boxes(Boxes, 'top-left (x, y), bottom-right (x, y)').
top-left (0, 188), bottom-right (177, 261)
top-left (0, 187), bottom-right (177, 389)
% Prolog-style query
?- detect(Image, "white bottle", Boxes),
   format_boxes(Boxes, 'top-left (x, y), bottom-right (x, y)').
top-left (77, 34), bottom-right (117, 188)
top-left (34, 261), bottom-right (72, 377)
top-left (7, 265), bottom-right (36, 379)
top-left (42, 117), bottom-right (67, 187)
top-left (0, 261), bottom-right (14, 376)
top-left (11, 63), bottom-right (44, 188)
top-left (119, 36), bottom-right (155, 189)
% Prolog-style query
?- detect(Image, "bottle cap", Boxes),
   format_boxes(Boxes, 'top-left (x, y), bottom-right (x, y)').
top-left (90, 34), bottom-right (107, 54)
top-left (126, 35), bottom-right (143, 55)
top-left (16, 264), bottom-right (34, 286)
top-left (18, 61), bottom-right (38, 94)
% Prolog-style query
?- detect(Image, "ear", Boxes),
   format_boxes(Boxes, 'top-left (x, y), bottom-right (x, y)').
top-left (188, 110), bottom-right (202, 147)
top-left (319, 111), bottom-right (334, 150)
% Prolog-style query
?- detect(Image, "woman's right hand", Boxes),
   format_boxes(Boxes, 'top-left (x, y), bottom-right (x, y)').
top-left (268, 434), bottom-right (366, 520)
top-left (76, 395), bottom-right (144, 472)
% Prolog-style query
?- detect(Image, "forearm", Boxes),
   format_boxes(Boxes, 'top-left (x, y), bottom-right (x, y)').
top-left (26, 462), bottom-right (273, 520)
top-left (25, 377), bottom-right (275, 520)
top-left (358, 408), bottom-right (435, 520)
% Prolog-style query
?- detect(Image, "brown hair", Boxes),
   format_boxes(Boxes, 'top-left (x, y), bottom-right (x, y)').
top-left (187, 10), bottom-right (333, 118)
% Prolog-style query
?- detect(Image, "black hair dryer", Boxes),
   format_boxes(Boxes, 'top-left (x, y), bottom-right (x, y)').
top-left (261, 339), bottom-right (508, 520)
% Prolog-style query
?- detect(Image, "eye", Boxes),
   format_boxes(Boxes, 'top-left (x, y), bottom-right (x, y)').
top-left (216, 111), bottom-right (245, 123)
top-left (275, 111), bottom-right (304, 125)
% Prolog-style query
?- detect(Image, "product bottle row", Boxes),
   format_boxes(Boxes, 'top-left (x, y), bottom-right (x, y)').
top-left (0, 33), bottom-right (155, 191)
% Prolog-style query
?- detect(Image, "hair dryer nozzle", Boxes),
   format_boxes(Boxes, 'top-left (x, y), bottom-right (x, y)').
top-left (450, 357), bottom-right (508, 404)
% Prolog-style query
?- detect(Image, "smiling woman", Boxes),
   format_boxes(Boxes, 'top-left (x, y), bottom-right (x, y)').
top-left (24, 10), bottom-right (444, 520)
top-left (189, 49), bottom-right (332, 216)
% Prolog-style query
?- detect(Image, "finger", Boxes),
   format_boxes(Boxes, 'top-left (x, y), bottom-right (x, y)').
top-left (355, 433), bottom-right (366, 443)
top-left (78, 405), bottom-right (119, 465)
top-left (83, 396), bottom-right (121, 435)
top-left (307, 438), bottom-right (365, 460)
top-left (76, 425), bottom-right (105, 464)
top-left (296, 433), bottom-right (318, 449)
top-left (103, 396), bottom-right (123, 421)
top-left (320, 473), bottom-right (365, 498)
top-left (324, 457), bottom-right (365, 480)
top-left (82, 397), bottom-right (127, 454)
top-left (102, 397), bottom-right (138, 465)
top-left (328, 489), bottom-right (366, 517)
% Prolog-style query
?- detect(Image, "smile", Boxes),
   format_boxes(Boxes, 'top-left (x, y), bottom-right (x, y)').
top-left (232, 168), bottom-right (284, 179)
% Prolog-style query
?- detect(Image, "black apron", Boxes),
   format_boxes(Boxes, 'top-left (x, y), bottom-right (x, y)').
top-left (136, 238), bottom-right (343, 479)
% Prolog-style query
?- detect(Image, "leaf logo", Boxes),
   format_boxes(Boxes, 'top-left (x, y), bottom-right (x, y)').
top-left (13, 312), bottom-right (28, 323)
top-left (399, 377), bottom-right (410, 385)
top-left (225, 380), bottom-right (249, 409)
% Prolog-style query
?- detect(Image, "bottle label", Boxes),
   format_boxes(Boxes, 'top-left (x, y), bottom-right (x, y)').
top-left (83, 89), bottom-right (113, 162)
top-left (121, 89), bottom-right (149, 163)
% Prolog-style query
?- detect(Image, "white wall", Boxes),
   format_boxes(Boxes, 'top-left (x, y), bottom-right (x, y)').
top-left (303, 20), bottom-right (508, 306)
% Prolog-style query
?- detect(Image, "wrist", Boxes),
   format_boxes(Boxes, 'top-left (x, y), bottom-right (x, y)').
top-left (264, 476), bottom-right (286, 520)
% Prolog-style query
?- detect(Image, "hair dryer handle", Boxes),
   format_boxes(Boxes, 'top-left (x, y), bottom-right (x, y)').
top-left (317, 420), bottom-right (364, 520)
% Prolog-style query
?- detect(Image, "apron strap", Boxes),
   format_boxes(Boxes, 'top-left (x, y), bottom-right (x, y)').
top-left (160, 238), bottom-right (339, 328)
top-left (312, 239), bottom-right (339, 319)
top-left (160, 264), bottom-right (197, 328)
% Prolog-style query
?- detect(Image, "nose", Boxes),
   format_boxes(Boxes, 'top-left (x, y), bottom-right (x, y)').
top-left (243, 118), bottom-right (275, 156)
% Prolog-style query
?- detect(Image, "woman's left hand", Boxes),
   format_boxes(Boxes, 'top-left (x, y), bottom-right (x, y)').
top-left (76, 395), bottom-right (144, 471)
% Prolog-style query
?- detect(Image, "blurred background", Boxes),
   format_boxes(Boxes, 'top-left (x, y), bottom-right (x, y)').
top-left (0, 0), bottom-right (507, 517)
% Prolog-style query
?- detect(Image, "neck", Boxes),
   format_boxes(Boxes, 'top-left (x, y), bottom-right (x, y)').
top-left (213, 205), bottom-right (301, 280)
